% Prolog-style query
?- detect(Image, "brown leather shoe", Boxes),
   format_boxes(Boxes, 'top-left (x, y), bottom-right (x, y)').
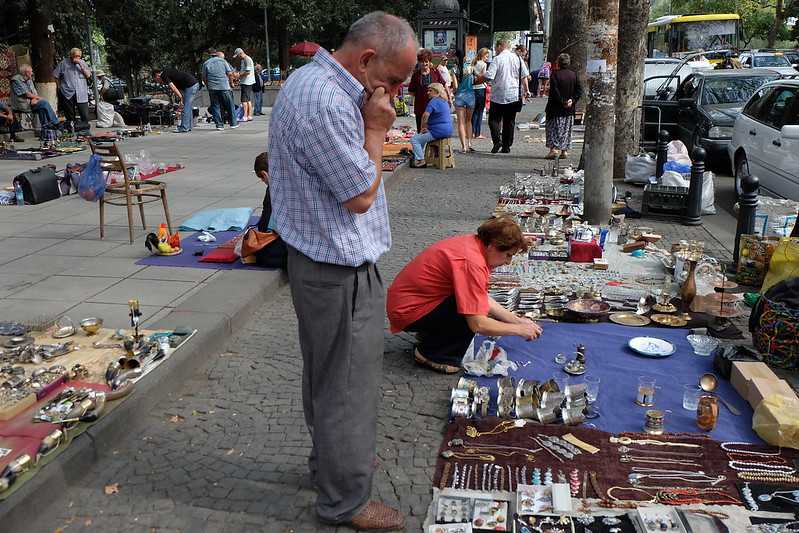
top-left (349, 501), bottom-right (405, 531)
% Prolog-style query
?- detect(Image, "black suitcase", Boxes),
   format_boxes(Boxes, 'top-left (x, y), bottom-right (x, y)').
top-left (13, 165), bottom-right (61, 205)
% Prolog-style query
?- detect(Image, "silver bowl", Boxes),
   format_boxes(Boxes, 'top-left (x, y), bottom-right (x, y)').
top-left (80, 317), bottom-right (103, 335)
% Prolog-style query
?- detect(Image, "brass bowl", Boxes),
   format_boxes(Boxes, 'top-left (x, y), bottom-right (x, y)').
top-left (566, 299), bottom-right (611, 319)
top-left (80, 317), bottom-right (103, 335)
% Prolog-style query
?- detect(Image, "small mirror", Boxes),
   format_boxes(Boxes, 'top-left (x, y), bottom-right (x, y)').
top-left (781, 125), bottom-right (799, 140)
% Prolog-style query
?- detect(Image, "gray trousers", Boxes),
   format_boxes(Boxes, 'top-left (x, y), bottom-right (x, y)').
top-left (287, 246), bottom-right (384, 523)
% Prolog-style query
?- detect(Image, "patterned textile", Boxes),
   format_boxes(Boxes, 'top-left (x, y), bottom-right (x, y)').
top-left (268, 48), bottom-right (390, 267)
top-left (0, 46), bottom-right (16, 105)
top-left (545, 115), bottom-right (574, 150)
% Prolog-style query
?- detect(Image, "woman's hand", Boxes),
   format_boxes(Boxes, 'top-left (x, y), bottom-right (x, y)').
top-left (515, 319), bottom-right (542, 341)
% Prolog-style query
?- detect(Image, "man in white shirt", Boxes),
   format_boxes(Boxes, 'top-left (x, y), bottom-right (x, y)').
top-left (234, 48), bottom-right (255, 121)
top-left (484, 40), bottom-right (530, 153)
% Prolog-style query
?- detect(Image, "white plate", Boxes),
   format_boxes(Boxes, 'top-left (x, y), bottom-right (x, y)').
top-left (628, 336), bottom-right (676, 357)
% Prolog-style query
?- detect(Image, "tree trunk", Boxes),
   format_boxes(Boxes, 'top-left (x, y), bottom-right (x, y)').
top-left (29, 0), bottom-right (55, 83)
top-left (583, 0), bottom-right (619, 224)
top-left (548, 0), bottom-right (589, 112)
top-left (278, 25), bottom-right (290, 78)
top-left (613, 0), bottom-right (650, 180)
top-left (767, 0), bottom-right (785, 48)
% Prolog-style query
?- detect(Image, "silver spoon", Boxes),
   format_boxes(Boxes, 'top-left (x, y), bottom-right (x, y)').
top-left (699, 373), bottom-right (741, 416)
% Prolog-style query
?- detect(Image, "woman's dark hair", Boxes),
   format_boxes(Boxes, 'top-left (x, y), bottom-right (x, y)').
top-left (477, 217), bottom-right (528, 253)
top-left (455, 48), bottom-right (464, 81)
top-left (254, 152), bottom-right (268, 174)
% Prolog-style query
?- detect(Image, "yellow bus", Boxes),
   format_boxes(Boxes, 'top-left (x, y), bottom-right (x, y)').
top-left (647, 14), bottom-right (741, 59)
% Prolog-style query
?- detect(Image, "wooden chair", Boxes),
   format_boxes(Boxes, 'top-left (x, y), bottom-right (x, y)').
top-left (89, 141), bottom-right (172, 244)
top-left (424, 138), bottom-right (455, 170)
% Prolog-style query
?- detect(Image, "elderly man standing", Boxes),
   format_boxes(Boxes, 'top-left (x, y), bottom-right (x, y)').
top-left (202, 50), bottom-right (238, 131)
top-left (269, 11), bottom-right (417, 531)
top-left (11, 65), bottom-right (59, 132)
top-left (233, 48), bottom-right (255, 121)
top-left (485, 39), bottom-right (530, 154)
top-left (53, 47), bottom-right (92, 129)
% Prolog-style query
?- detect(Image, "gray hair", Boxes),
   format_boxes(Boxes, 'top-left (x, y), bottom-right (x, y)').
top-left (342, 11), bottom-right (417, 56)
top-left (19, 64), bottom-right (33, 74)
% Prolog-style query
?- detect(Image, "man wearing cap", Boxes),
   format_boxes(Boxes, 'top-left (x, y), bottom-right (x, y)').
top-left (53, 47), bottom-right (92, 129)
top-left (202, 49), bottom-right (238, 131)
top-left (153, 67), bottom-right (200, 132)
top-left (234, 48), bottom-right (255, 122)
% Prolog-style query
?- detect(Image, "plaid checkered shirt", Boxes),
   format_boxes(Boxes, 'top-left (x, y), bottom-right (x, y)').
top-left (268, 49), bottom-right (391, 267)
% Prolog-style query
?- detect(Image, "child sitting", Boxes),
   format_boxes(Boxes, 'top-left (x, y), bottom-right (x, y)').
top-left (410, 83), bottom-right (453, 168)
top-left (252, 152), bottom-right (287, 269)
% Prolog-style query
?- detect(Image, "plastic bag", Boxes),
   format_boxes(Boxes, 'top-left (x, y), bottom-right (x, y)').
top-left (701, 171), bottom-right (716, 215)
top-left (462, 337), bottom-right (518, 377)
top-left (624, 153), bottom-right (655, 184)
top-left (752, 394), bottom-right (799, 450)
top-left (667, 140), bottom-right (692, 165)
top-left (761, 237), bottom-right (799, 293)
top-left (78, 154), bottom-right (106, 201)
top-left (663, 160), bottom-right (691, 174)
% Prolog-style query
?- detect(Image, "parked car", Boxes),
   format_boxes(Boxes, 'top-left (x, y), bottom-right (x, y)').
top-left (739, 52), bottom-right (798, 76)
top-left (672, 70), bottom-right (778, 167)
top-left (728, 78), bottom-right (799, 199)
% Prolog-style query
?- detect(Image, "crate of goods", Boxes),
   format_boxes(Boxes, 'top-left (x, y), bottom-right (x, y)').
top-left (642, 184), bottom-right (688, 215)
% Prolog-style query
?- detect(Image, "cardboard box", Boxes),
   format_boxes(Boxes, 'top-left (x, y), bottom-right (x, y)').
top-left (747, 377), bottom-right (797, 408)
top-left (730, 361), bottom-right (778, 400)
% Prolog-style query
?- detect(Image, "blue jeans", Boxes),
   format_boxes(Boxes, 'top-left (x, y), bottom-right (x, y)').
top-left (208, 89), bottom-right (237, 127)
top-left (253, 91), bottom-right (263, 115)
top-left (32, 100), bottom-right (58, 127)
top-left (411, 131), bottom-right (436, 161)
top-left (472, 88), bottom-right (486, 137)
top-left (178, 83), bottom-right (199, 131)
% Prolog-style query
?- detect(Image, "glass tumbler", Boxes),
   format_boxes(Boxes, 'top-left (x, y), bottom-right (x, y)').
top-left (682, 384), bottom-right (703, 410)
top-left (636, 376), bottom-right (657, 406)
top-left (584, 376), bottom-right (600, 403)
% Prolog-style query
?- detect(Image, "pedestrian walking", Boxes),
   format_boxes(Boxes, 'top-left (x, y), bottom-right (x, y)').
top-left (453, 59), bottom-right (475, 152)
top-left (484, 39), bottom-right (530, 154)
top-left (268, 11), bottom-right (417, 531)
top-left (471, 48), bottom-right (490, 139)
top-left (202, 49), bottom-right (238, 130)
top-left (252, 64), bottom-right (264, 115)
top-left (153, 67), bottom-right (199, 132)
top-left (408, 48), bottom-right (445, 132)
top-left (234, 48), bottom-right (255, 121)
top-left (53, 47), bottom-right (91, 130)
top-left (387, 217), bottom-right (542, 373)
top-left (545, 53), bottom-right (582, 159)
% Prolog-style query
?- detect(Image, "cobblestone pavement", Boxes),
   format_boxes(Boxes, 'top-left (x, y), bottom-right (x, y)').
top-left (26, 103), bottom-right (741, 533)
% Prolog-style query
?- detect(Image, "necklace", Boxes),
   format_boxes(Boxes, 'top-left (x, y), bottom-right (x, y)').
top-left (658, 488), bottom-right (742, 506)
top-left (758, 489), bottom-right (799, 504)
top-left (728, 460), bottom-right (795, 474)
top-left (721, 441), bottom-right (782, 456)
top-left (738, 471), bottom-right (799, 483)
top-left (610, 436), bottom-right (701, 448)
top-left (441, 450), bottom-right (495, 461)
top-left (466, 419), bottom-right (526, 438)
top-left (620, 455), bottom-right (702, 467)
top-left (618, 445), bottom-right (703, 458)
top-left (606, 486), bottom-right (657, 504)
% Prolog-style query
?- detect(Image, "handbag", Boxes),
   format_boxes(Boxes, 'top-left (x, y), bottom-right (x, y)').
top-left (240, 227), bottom-right (278, 258)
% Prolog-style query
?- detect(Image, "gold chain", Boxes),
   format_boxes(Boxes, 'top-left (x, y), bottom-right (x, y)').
top-left (466, 420), bottom-right (525, 438)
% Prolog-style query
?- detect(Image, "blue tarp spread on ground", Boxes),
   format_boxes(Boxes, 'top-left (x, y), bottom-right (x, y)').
top-left (469, 322), bottom-right (760, 443)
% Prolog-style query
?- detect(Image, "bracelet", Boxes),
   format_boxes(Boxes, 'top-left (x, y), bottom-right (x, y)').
top-left (606, 486), bottom-right (657, 504)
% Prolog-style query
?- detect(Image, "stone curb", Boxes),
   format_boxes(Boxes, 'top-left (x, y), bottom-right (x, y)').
top-left (0, 158), bottom-right (409, 527)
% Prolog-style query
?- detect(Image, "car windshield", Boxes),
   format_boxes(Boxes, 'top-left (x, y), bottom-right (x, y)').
top-left (702, 76), bottom-right (777, 105)
top-left (753, 55), bottom-right (791, 67)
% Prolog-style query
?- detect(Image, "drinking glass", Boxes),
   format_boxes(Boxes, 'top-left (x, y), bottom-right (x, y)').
top-left (554, 376), bottom-right (569, 392)
top-left (636, 376), bottom-right (657, 406)
top-left (683, 384), bottom-right (702, 411)
top-left (584, 376), bottom-right (600, 403)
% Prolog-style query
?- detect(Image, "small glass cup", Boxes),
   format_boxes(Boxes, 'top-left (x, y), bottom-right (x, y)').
top-left (682, 384), bottom-right (703, 411)
top-left (554, 376), bottom-right (570, 392)
top-left (584, 376), bottom-right (600, 403)
top-left (636, 376), bottom-right (657, 406)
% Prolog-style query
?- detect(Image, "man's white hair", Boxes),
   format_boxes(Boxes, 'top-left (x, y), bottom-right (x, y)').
top-left (342, 11), bottom-right (417, 57)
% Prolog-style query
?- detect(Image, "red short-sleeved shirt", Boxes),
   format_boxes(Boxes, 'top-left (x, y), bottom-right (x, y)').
top-left (387, 235), bottom-right (490, 333)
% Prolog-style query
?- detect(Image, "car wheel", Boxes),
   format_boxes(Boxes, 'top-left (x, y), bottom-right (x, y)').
top-left (734, 153), bottom-right (749, 200)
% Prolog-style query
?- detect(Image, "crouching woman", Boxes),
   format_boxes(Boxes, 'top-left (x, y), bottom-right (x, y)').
top-left (386, 217), bottom-right (542, 373)
top-left (409, 83), bottom-right (452, 168)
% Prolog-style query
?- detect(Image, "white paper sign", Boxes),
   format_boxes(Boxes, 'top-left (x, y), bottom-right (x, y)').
top-left (587, 59), bottom-right (607, 73)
